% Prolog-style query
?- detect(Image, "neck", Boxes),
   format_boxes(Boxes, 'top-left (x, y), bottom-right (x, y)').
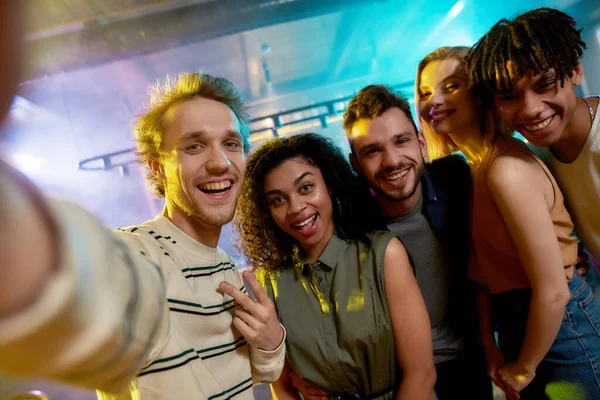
top-left (162, 201), bottom-right (222, 248)
top-left (377, 183), bottom-right (422, 219)
top-left (550, 97), bottom-right (597, 162)
top-left (448, 123), bottom-right (488, 165)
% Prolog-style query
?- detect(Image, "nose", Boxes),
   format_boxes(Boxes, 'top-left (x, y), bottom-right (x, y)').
top-left (287, 194), bottom-right (306, 215)
top-left (381, 148), bottom-right (401, 169)
top-left (429, 89), bottom-right (444, 108)
top-left (519, 91), bottom-right (544, 119)
top-left (206, 146), bottom-right (231, 173)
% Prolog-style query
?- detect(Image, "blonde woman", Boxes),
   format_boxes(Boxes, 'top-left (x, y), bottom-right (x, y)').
top-left (416, 46), bottom-right (600, 400)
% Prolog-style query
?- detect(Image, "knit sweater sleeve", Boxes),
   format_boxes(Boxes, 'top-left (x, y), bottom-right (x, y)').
top-left (0, 198), bottom-right (170, 395)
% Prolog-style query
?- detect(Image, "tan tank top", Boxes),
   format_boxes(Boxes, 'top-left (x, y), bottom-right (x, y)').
top-left (469, 137), bottom-right (578, 294)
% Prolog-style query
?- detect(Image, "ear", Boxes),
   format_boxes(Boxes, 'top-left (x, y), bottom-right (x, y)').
top-left (572, 62), bottom-right (584, 86)
top-left (349, 152), bottom-right (362, 175)
top-left (148, 159), bottom-right (166, 185)
top-left (417, 130), bottom-right (429, 161)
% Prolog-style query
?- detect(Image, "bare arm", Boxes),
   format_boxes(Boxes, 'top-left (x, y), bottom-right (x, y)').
top-left (0, 162), bottom-right (57, 317)
top-left (0, 163), bottom-right (169, 394)
top-left (476, 285), bottom-right (510, 394)
top-left (487, 152), bottom-right (570, 395)
top-left (384, 238), bottom-right (436, 400)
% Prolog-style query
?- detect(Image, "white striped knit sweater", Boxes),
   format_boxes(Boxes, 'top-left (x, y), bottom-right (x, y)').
top-left (0, 201), bottom-right (285, 400)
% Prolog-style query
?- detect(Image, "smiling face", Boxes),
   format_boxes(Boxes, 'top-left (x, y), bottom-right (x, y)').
top-left (263, 156), bottom-right (334, 259)
top-left (418, 58), bottom-right (481, 137)
top-left (493, 65), bottom-right (583, 147)
top-left (349, 107), bottom-right (426, 204)
top-left (153, 97), bottom-right (246, 228)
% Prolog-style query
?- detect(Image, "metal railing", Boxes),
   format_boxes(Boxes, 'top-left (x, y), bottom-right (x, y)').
top-left (77, 81), bottom-right (413, 174)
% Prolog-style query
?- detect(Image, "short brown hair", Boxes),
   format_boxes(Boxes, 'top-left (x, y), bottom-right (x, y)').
top-left (343, 84), bottom-right (418, 148)
top-left (135, 72), bottom-right (251, 197)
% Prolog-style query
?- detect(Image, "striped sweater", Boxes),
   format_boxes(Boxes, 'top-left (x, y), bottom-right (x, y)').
top-left (0, 201), bottom-right (285, 400)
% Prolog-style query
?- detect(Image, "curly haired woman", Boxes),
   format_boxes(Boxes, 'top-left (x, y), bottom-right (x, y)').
top-left (234, 133), bottom-right (435, 400)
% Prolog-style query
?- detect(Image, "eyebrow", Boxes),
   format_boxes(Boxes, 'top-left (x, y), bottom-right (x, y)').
top-left (358, 141), bottom-right (380, 155)
top-left (178, 129), bottom-right (241, 143)
top-left (358, 132), bottom-right (413, 154)
top-left (294, 171), bottom-right (313, 185)
top-left (534, 70), bottom-right (556, 83)
top-left (495, 70), bottom-right (557, 94)
top-left (264, 171), bottom-right (314, 197)
top-left (419, 74), bottom-right (464, 90)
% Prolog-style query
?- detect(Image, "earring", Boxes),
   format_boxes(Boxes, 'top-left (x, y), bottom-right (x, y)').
top-left (335, 197), bottom-right (342, 218)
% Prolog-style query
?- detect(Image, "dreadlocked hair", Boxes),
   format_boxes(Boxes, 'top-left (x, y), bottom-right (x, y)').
top-left (466, 7), bottom-right (586, 102)
top-left (233, 133), bottom-right (383, 273)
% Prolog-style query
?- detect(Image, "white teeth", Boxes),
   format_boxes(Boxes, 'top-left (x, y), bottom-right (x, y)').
top-left (432, 112), bottom-right (450, 119)
top-left (431, 111), bottom-right (452, 122)
top-left (383, 169), bottom-right (408, 181)
top-left (524, 116), bottom-right (552, 132)
top-left (294, 215), bottom-right (316, 228)
top-left (198, 181), bottom-right (231, 191)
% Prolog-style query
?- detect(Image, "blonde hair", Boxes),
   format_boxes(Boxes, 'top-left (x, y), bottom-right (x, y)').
top-left (415, 46), bottom-right (511, 160)
top-left (134, 72), bottom-right (251, 197)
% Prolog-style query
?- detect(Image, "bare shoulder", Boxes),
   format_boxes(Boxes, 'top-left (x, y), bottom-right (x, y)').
top-left (384, 236), bottom-right (407, 258)
top-left (383, 237), bottom-right (411, 274)
top-left (487, 148), bottom-right (554, 209)
top-left (487, 149), bottom-right (549, 193)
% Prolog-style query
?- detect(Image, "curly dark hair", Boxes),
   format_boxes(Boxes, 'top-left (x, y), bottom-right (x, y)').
top-left (343, 85), bottom-right (418, 150)
top-left (466, 7), bottom-right (586, 101)
top-left (234, 133), bottom-right (383, 272)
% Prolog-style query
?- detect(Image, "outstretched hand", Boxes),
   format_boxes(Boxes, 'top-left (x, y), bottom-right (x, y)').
top-left (219, 270), bottom-right (284, 351)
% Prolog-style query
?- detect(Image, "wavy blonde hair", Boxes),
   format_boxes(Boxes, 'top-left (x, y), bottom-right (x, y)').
top-left (415, 46), bottom-right (511, 160)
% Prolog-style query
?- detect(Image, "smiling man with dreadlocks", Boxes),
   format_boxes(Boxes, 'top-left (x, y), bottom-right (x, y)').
top-left (466, 7), bottom-right (600, 266)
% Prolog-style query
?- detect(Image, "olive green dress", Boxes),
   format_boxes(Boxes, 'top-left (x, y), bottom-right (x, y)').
top-left (259, 231), bottom-right (400, 399)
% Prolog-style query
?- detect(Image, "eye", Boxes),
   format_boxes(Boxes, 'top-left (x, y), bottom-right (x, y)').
top-left (396, 137), bottom-right (409, 145)
top-left (444, 83), bottom-right (459, 91)
top-left (539, 80), bottom-right (556, 90)
top-left (418, 91), bottom-right (431, 100)
top-left (269, 196), bottom-right (285, 206)
top-left (224, 140), bottom-right (242, 150)
top-left (185, 143), bottom-right (202, 152)
top-left (299, 184), bottom-right (313, 193)
top-left (365, 148), bottom-right (380, 156)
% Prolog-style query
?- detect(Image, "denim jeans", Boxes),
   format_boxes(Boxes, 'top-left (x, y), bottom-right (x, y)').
top-left (491, 274), bottom-right (600, 399)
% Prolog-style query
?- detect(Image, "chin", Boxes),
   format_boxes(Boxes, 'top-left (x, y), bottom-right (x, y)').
top-left (207, 213), bottom-right (235, 227)
top-left (520, 133), bottom-right (554, 148)
top-left (434, 125), bottom-right (453, 136)
top-left (199, 205), bottom-right (236, 225)
top-left (298, 232), bottom-right (324, 249)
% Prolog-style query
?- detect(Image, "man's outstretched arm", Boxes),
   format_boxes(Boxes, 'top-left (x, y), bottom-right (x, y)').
top-left (0, 162), bottom-right (169, 394)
